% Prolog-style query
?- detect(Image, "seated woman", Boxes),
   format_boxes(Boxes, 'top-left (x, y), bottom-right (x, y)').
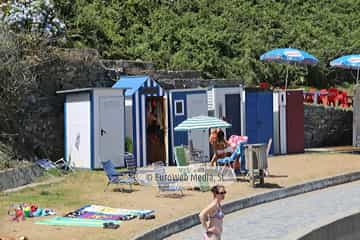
top-left (210, 129), bottom-right (230, 166)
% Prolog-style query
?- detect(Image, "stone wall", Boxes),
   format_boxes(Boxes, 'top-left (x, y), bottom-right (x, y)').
top-left (156, 77), bottom-right (243, 89)
top-left (304, 104), bottom-right (352, 147)
top-left (0, 164), bottom-right (43, 191)
top-left (9, 48), bottom-right (159, 161)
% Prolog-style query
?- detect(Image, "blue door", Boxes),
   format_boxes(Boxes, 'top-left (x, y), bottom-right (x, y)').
top-left (225, 94), bottom-right (241, 137)
top-left (246, 91), bottom-right (273, 153)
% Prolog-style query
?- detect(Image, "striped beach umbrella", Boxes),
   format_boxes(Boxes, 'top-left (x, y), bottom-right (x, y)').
top-left (330, 54), bottom-right (360, 84)
top-left (174, 116), bottom-right (232, 131)
top-left (260, 48), bottom-right (319, 89)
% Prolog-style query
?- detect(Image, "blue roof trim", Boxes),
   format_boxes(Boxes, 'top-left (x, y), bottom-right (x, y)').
top-left (112, 75), bottom-right (150, 97)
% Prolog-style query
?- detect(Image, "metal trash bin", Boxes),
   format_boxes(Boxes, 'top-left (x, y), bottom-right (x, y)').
top-left (244, 143), bottom-right (268, 187)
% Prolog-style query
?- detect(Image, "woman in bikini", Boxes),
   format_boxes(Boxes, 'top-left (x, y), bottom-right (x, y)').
top-left (199, 185), bottom-right (226, 240)
top-left (210, 129), bottom-right (229, 166)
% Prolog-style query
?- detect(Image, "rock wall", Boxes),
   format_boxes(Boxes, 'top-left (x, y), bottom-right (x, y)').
top-left (11, 48), bottom-right (157, 161)
top-left (0, 164), bottom-right (43, 191)
top-left (304, 104), bottom-right (352, 147)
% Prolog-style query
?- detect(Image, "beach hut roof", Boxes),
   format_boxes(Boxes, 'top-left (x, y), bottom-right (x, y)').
top-left (112, 75), bottom-right (152, 96)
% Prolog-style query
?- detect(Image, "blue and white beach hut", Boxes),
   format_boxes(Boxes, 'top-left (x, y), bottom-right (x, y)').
top-left (168, 88), bottom-right (209, 164)
top-left (112, 75), bottom-right (168, 167)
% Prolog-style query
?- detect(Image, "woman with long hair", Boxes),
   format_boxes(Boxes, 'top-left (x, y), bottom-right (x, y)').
top-left (199, 185), bottom-right (226, 240)
top-left (210, 129), bottom-right (229, 166)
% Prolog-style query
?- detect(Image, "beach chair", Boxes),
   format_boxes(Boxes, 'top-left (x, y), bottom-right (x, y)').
top-left (101, 160), bottom-right (136, 192)
top-left (124, 152), bottom-right (137, 181)
top-left (174, 146), bottom-right (189, 167)
top-left (175, 146), bottom-right (209, 191)
top-left (55, 157), bottom-right (75, 171)
top-left (152, 162), bottom-right (183, 196)
top-left (189, 140), bottom-right (203, 163)
top-left (217, 142), bottom-right (245, 166)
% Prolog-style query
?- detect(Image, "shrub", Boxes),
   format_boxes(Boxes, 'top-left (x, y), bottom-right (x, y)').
top-left (1, 0), bottom-right (65, 38)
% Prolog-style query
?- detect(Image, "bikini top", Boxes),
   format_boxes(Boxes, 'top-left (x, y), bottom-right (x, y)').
top-left (209, 205), bottom-right (224, 220)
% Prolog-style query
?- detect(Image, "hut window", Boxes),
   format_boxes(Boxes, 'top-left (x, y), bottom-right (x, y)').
top-left (175, 100), bottom-right (184, 116)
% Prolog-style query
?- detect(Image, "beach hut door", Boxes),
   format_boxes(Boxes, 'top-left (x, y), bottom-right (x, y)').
top-left (186, 94), bottom-right (209, 155)
top-left (99, 96), bottom-right (125, 167)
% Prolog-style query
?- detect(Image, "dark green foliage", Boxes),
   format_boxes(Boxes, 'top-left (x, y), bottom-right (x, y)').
top-left (53, 0), bottom-right (360, 87)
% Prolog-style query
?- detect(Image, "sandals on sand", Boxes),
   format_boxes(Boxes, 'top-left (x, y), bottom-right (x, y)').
top-left (139, 214), bottom-right (155, 220)
top-left (103, 222), bottom-right (119, 229)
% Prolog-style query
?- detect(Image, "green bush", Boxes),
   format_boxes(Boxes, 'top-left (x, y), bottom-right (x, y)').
top-left (52, 0), bottom-right (360, 87)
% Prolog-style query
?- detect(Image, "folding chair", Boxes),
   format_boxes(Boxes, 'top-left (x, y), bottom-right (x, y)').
top-left (101, 160), bottom-right (136, 192)
top-left (124, 152), bottom-right (137, 182)
top-left (55, 157), bottom-right (75, 171)
top-left (189, 140), bottom-right (203, 163)
top-left (152, 162), bottom-right (183, 196)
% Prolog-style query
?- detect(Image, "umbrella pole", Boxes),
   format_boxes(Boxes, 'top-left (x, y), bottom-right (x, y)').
top-left (285, 65), bottom-right (289, 90)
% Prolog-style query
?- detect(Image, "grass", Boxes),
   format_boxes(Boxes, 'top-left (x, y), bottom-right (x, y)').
top-left (0, 170), bottom-right (100, 217)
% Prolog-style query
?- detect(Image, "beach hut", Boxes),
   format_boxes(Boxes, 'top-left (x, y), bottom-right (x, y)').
top-left (207, 86), bottom-right (245, 137)
top-left (273, 90), bottom-right (305, 154)
top-left (244, 88), bottom-right (274, 153)
top-left (273, 90), bottom-right (287, 154)
top-left (57, 88), bottom-right (126, 169)
top-left (112, 75), bottom-right (168, 167)
top-left (285, 90), bottom-right (304, 153)
top-left (168, 88), bottom-right (209, 164)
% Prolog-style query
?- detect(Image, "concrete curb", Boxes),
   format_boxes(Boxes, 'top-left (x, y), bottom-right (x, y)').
top-left (133, 171), bottom-right (360, 240)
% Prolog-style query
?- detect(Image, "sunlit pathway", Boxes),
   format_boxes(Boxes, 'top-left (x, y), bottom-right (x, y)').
top-left (166, 180), bottom-right (360, 240)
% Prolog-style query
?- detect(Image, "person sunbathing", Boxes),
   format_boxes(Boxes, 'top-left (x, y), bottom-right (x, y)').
top-left (210, 129), bottom-right (230, 166)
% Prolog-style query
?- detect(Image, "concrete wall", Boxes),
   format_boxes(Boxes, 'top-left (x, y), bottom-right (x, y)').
top-left (304, 104), bottom-right (352, 148)
top-left (0, 164), bottom-right (43, 191)
top-left (299, 212), bottom-right (360, 240)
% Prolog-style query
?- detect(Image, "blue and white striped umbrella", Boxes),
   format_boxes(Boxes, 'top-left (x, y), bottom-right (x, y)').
top-left (174, 116), bottom-right (231, 131)
top-left (260, 48), bottom-right (319, 89)
top-left (330, 54), bottom-right (360, 84)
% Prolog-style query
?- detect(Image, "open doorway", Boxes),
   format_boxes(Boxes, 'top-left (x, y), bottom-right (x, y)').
top-left (146, 96), bottom-right (166, 164)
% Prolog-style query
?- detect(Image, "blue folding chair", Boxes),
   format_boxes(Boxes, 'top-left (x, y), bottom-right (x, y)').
top-left (217, 142), bottom-right (248, 175)
top-left (101, 160), bottom-right (136, 192)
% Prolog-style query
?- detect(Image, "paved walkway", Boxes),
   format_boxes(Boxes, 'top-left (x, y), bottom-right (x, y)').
top-left (167, 180), bottom-right (360, 240)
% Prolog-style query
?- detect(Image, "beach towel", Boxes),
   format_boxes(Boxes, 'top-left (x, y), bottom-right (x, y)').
top-left (77, 205), bottom-right (154, 216)
top-left (228, 135), bottom-right (248, 150)
top-left (65, 211), bottom-right (128, 221)
top-left (35, 217), bottom-right (121, 227)
top-left (65, 205), bottom-right (154, 221)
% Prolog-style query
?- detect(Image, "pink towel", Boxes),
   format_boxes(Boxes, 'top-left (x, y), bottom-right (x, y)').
top-left (228, 135), bottom-right (248, 150)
